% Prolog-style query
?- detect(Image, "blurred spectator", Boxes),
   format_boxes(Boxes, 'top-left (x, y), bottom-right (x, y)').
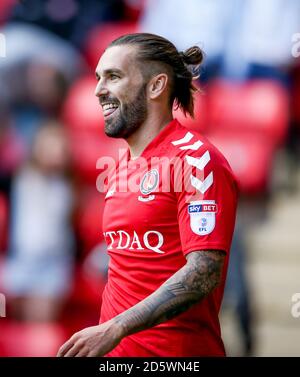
top-left (140, 0), bottom-right (300, 83)
top-left (2, 121), bottom-right (75, 322)
top-left (8, 0), bottom-right (126, 49)
top-left (221, 0), bottom-right (300, 82)
top-left (9, 61), bottom-right (70, 150)
top-left (223, 220), bottom-right (254, 356)
top-left (0, 106), bottom-right (25, 195)
top-left (141, 0), bottom-right (231, 56)
top-left (140, 0), bottom-right (234, 81)
top-left (0, 22), bottom-right (84, 149)
top-left (0, 22), bottom-right (84, 96)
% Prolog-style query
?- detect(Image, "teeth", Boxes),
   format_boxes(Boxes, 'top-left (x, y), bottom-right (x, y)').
top-left (102, 103), bottom-right (118, 111)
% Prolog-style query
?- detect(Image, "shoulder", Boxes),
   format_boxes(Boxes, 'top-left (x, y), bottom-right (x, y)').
top-left (167, 119), bottom-right (233, 174)
top-left (167, 120), bottom-right (238, 199)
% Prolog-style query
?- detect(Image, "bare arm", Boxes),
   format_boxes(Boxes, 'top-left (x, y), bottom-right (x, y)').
top-left (57, 249), bottom-right (225, 357)
top-left (114, 249), bottom-right (225, 335)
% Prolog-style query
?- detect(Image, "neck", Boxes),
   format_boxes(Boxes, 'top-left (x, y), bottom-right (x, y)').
top-left (126, 109), bottom-right (173, 160)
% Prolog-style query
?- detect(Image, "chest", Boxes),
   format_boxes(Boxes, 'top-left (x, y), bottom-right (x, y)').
top-left (103, 183), bottom-right (178, 233)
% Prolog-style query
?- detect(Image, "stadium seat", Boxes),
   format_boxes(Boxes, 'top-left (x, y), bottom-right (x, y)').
top-left (206, 79), bottom-right (289, 147)
top-left (84, 21), bottom-right (138, 69)
top-left (67, 129), bottom-right (125, 183)
top-left (62, 76), bottom-right (126, 183)
top-left (0, 320), bottom-right (67, 356)
top-left (173, 89), bottom-right (207, 133)
top-left (61, 264), bottom-right (106, 335)
top-left (206, 130), bottom-right (275, 195)
top-left (0, 0), bottom-right (15, 24)
top-left (75, 189), bottom-right (106, 255)
top-left (123, 0), bottom-right (145, 21)
top-left (60, 190), bottom-right (108, 335)
top-left (62, 75), bottom-right (104, 132)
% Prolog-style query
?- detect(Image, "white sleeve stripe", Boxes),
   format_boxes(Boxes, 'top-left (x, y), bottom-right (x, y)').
top-left (190, 171), bottom-right (214, 194)
top-left (171, 131), bottom-right (194, 145)
top-left (185, 151), bottom-right (210, 170)
top-left (179, 140), bottom-right (203, 150)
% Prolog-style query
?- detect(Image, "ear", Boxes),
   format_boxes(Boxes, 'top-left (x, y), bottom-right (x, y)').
top-left (148, 73), bottom-right (169, 100)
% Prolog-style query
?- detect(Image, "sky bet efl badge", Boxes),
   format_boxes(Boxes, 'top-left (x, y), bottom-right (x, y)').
top-left (188, 200), bottom-right (218, 236)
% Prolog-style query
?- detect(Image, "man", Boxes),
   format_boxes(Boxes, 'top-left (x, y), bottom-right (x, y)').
top-left (57, 33), bottom-right (238, 357)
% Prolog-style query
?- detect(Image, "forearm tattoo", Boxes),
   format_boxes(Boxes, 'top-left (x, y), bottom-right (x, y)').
top-left (115, 250), bottom-right (225, 336)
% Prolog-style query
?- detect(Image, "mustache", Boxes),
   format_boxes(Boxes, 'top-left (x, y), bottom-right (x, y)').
top-left (99, 96), bottom-right (120, 106)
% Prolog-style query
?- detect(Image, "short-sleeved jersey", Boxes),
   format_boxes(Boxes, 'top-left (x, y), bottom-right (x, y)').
top-left (100, 119), bottom-right (238, 356)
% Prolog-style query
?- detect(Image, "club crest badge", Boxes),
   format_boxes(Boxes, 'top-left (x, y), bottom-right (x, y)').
top-left (188, 200), bottom-right (218, 236)
top-left (140, 169), bottom-right (159, 195)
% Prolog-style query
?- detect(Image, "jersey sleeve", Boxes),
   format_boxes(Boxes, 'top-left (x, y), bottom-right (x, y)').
top-left (173, 146), bottom-right (238, 256)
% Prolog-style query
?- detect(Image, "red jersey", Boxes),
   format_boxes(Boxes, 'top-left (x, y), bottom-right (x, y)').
top-left (100, 119), bottom-right (238, 356)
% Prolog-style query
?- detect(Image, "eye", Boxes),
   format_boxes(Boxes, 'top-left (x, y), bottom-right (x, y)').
top-left (109, 73), bottom-right (119, 81)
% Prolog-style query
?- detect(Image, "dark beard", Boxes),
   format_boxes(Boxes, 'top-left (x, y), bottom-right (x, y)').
top-left (104, 84), bottom-right (147, 139)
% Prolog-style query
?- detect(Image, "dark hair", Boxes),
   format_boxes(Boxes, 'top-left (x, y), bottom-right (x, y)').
top-left (108, 33), bottom-right (204, 117)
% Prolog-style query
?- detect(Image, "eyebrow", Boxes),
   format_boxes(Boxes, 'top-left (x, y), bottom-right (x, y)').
top-left (95, 68), bottom-right (123, 80)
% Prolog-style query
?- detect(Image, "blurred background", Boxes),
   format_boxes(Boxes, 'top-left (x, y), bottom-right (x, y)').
top-left (0, 0), bottom-right (300, 357)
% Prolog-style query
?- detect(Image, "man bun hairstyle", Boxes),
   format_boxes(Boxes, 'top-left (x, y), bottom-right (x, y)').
top-left (179, 46), bottom-right (204, 79)
top-left (108, 33), bottom-right (204, 118)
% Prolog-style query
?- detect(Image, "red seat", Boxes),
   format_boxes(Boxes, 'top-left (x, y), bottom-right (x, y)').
top-left (68, 129), bottom-right (125, 184)
top-left (0, 320), bottom-right (67, 356)
top-left (0, 0), bottom-right (16, 24)
top-left (61, 191), bottom-right (108, 333)
top-left (61, 264), bottom-right (106, 335)
top-left (62, 76), bottom-right (126, 183)
top-left (173, 89), bottom-right (207, 133)
top-left (75, 189), bottom-right (106, 254)
top-left (84, 21), bottom-right (138, 69)
top-left (62, 75), bottom-right (103, 132)
top-left (124, 0), bottom-right (145, 21)
top-left (207, 79), bottom-right (289, 147)
top-left (206, 130), bottom-right (275, 195)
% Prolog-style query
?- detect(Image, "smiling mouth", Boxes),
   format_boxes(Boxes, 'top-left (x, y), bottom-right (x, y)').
top-left (102, 103), bottom-right (119, 118)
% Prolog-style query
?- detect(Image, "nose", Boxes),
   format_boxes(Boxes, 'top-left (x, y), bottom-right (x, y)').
top-left (95, 79), bottom-right (108, 98)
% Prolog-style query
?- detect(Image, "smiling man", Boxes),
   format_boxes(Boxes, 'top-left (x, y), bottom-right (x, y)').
top-left (57, 33), bottom-right (238, 357)
top-left (97, 44), bottom-right (148, 140)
